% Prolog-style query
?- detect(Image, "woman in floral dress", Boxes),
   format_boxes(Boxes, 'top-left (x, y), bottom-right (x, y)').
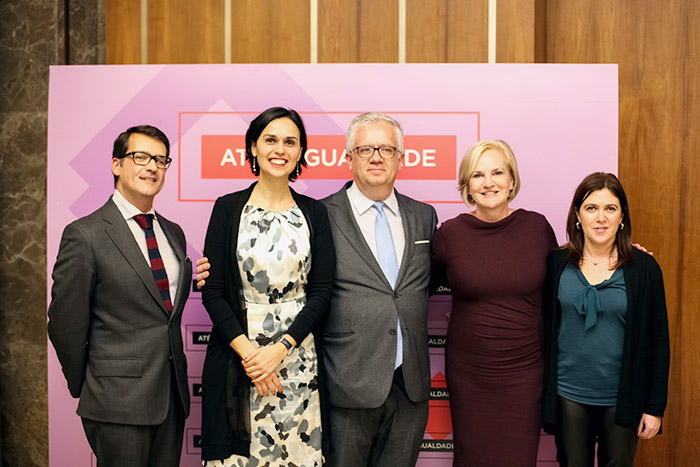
top-left (200, 107), bottom-right (335, 466)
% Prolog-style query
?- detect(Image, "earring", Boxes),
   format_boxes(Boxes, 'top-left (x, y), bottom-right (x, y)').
top-left (576, 221), bottom-right (581, 230)
top-left (296, 163), bottom-right (300, 177)
top-left (252, 157), bottom-right (257, 173)
top-left (620, 222), bottom-right (625, 231)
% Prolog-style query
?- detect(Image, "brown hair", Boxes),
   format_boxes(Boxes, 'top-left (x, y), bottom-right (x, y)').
top-left (565, 172), bottom-right (633, 267)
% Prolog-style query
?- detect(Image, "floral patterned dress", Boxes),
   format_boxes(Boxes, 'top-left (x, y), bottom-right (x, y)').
top-left (207, 203), bottom-right (323, 467)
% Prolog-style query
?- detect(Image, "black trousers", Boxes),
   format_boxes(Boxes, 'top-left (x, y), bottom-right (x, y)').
top-left (558, 396), bottom-right (638, 467)
top-left (325, 366), bottom-right (429, 467)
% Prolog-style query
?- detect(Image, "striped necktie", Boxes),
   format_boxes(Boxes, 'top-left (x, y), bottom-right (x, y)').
top-left (134, 214), bottom-right (173, 312)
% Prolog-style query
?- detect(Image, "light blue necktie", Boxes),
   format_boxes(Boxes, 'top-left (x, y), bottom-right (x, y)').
top-left (373, 202), bottom-right (403, 369)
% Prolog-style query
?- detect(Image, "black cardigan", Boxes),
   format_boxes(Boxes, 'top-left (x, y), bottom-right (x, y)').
top-left (542, 248), bottom-right (670, 433)
top-left (200, 182), bottom-right (336, 460)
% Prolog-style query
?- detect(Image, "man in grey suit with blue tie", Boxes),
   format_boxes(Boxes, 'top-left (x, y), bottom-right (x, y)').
top-left (322, 113), bottom-right (438, 466)
top-left (48, 125), bottom-right (192, 467)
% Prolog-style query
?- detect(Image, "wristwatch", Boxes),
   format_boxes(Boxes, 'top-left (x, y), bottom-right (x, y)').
top-left (279, 337), bottom-right (294, 355)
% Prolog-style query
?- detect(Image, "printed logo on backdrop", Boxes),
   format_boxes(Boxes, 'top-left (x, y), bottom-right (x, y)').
top-left (178, 111), bottom-right (480, 203)
top-left (428, 335), bottom-right (447, 348)
top-left (422, 371), bottom-right (453, 456)
top-left (189, 377), bottom-right (202, 400)
top-left (186, 325), bottom-right (212, 351)
top-left (185, 430), bottom-right (202, 455)
top-left (201, 134), bottom-right (457, 180)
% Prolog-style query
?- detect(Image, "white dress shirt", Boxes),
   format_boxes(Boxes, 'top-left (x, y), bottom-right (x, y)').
top-left (346, 182), bottom-right (405, 269)
top-left (112, 189), bottom-right (180, 305)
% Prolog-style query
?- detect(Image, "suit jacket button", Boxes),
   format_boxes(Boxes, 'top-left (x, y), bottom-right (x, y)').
top-left (393, 292), bottom-right (399, 299)
top-left (389, 329), bottom-right (396, 335)
top-left (168, 355), bottom-right (173, 361)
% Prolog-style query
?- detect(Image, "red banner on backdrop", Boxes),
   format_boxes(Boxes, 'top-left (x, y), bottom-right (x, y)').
top-left (201, 134), bottom-right (457, 180)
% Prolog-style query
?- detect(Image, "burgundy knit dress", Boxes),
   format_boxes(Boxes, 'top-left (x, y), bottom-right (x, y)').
top-left (431, 209), bottom-right (557, 467)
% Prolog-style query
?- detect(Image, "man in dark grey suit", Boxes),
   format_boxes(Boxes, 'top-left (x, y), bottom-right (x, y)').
top-left (322, 113), bottom-right (438, 466)
top-left (48, 125), bottom-right (192, 467)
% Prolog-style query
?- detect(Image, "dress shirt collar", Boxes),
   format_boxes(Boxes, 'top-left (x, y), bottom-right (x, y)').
top-left (112, 189), bottom-right (157, 220)
top-left (346, 182), bottom-right (399, 216)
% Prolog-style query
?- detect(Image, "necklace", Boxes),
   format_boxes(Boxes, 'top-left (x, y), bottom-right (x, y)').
top-left (584, 255), bottom-right (605, 266)
top-left (584, 252), bottom-right (618, 267)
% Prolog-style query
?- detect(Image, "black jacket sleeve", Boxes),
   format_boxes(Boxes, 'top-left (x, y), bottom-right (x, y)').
top-left (286, 198), bottom-right (336, 345)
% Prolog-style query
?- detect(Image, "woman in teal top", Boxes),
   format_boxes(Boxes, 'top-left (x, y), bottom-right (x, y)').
top-left (542, 173), bottom-right (670, 467)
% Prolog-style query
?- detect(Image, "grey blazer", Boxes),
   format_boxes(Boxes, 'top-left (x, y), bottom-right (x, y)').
top-left (321, 183), bottom-right (437, 408)
top-left (48, 197), bottom-right (192, 425)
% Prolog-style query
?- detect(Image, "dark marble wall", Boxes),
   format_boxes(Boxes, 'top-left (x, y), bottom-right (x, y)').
top-left (0, 1), bottom-right (104, 464)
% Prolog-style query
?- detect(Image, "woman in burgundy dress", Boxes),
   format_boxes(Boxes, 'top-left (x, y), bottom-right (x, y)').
top-left (431, 140), bottom-right (557, 466)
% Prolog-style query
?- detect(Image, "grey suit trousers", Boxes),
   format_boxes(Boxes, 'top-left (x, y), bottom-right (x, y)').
top-left (325, 367), bottom-right (429, 467)
top-left (81, 370), bottom-right (185, 467)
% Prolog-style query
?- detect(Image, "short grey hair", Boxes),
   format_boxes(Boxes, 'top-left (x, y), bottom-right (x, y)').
top-left (346, 112), bottom-right (404, 153)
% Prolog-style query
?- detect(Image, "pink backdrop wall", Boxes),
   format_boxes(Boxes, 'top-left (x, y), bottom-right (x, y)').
top-left (47, 63), bottom-right (618, 466)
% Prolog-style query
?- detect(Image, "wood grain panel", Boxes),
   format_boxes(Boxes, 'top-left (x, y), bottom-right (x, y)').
top-left (318, 0), bottom-right (357, 62)
top-left (148, 0), bottom-right (225, 64)
top-left (407, 0), bottom-right (488, 63)
top-left (547, 0), bottom-right (698, 465)
top-left (106, 0), bottom-right (141, 64)
top-left (230, 0), bottom-right (309, 63)
top-left (496, 0), bottom-right (545, 63)
top-left (318, 0), bottom-right (398, 62)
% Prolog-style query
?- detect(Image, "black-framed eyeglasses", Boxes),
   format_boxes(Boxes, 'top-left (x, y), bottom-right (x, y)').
top-left (353, 145), bottom-right (400, 160)
top-left (123, 151), bottom-right (172, 169)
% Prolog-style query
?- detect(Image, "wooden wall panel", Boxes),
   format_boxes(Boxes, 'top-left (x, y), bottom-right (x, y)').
top-left (148, 0), bottom-right (225, 64)
top-left (676, 4), bottom-right (700, 467)
top-left (547, 0), bottom-right (699, 465)
top-left (230, 0), bottom-right (309, 63)
top-left (318, 0), bottom-right (398, 62)
top-left (407, 0), bottom-right (488, 63)
top-left (496, 0), bottom-right (545, 62)
top-left (106, 0), bottom-right (141, 64)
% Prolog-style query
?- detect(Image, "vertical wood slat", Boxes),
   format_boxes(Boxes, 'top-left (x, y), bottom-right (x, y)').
top-left (318, 0), bottom-right (398, 62)
top-left (674, 2), bottom-right (700, 467)
top-left (148, 0), bottom-right (225, 64)
top-left (106, 0), bottom-right (142, 64)
top-left (547, 0), bottom-right (698, 465)
top-left (496, 0), bottom-right (546, 63)
top-left (230, 0), bottom-right (310, 63)
top-left (406, 0), bottom-right (488, 63)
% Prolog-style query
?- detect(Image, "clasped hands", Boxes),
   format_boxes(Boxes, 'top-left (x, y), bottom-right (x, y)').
top-left (230, 330), bottom-right (297, 397)
top-left (243, 341), bottom-right (289, 397)
top-left (199, 257), bottom-right (291, 397)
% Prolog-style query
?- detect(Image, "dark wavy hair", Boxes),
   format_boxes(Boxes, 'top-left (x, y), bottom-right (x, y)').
top-left (566, 172), bottom-right (633, 267)
top-left (112, 125), bottom-right (170, 186)
top-left (245, 107), bottom-right (308, 182)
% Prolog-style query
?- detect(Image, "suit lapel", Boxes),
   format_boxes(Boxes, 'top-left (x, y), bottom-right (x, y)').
top-left (327, 187), bottom-right (389, 286)
top-left (101, 199), bottom-right (169, 315)
top-left (395, 192), bottom-right (415, 288)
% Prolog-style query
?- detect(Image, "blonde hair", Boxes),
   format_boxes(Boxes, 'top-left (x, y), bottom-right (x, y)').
top-left (457, 139), bottom-right (521, 206)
